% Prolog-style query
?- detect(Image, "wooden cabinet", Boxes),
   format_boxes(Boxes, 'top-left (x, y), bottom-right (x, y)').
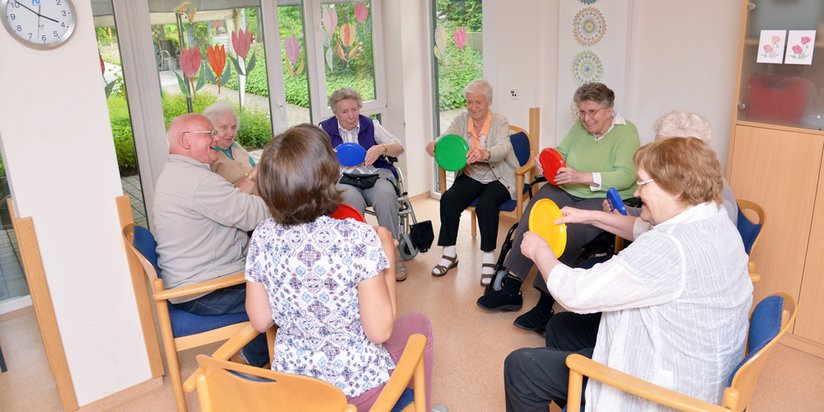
top-left (729, 0), bottom-right (824, 357)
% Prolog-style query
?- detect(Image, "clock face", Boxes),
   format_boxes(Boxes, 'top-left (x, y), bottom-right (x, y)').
top-left (2, 0), bottom-right (76, 49)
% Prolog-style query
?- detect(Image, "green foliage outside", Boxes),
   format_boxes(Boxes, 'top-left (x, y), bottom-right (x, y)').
top-left (107, 92), bottom-right (273, 175)
top-left (437, 46), bottom-right (483, 111)
top-left (435, 0), bottom-right (484, 111)
top-left (435, 0), bottom-right (483, 31)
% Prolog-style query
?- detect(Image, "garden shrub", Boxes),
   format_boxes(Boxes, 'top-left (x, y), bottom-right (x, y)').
top-left (437, 46), bottom-right (483, 111)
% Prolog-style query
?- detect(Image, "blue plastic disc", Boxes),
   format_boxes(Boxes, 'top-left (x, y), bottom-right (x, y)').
top-left (336, 143), bottom-right (367, 167)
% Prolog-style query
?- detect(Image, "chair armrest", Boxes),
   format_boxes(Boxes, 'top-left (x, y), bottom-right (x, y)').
top-left (371, 334), bottom-right (427, 412)
top-left (153, 272), bottom-right (246, 301)
top-left (515, 157), bottom-right (535, 176)
top-left (182, 323), bottom-right (273, 392)
top-left (565, 354), bottom-right (728, 412)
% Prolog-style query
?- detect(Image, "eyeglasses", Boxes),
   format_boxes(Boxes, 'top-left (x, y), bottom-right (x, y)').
top-left (578, 106), bottom-right (608, 119)
top-left (636, 178), bottom-right (655, 187)
top-left (183, 130), bottom-right (218, 138)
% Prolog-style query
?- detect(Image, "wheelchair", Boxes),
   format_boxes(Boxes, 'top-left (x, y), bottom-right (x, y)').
top-left (364, 157), bottom-right (430, 262)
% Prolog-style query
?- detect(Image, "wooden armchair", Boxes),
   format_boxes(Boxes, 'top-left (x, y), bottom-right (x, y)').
top-left (192, 324), bottom-right (428, 412)
top-left (736, 199), bottom-right (766, 283)
top-left (439, 107), bottom-right (540, 237)
top-left (565, 293), bottom-right (796, 412)
top-left (122, 224), bottom-right (261, 412)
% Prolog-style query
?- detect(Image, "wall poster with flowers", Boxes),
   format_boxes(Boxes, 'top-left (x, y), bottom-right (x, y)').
top-left (784, 30), bottom-right (816, 65)
top-left (756, 30), bottom-right (786, 64)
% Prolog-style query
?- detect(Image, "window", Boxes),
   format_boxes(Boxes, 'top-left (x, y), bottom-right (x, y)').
top-left (431, 0), bottom-right (483, 191)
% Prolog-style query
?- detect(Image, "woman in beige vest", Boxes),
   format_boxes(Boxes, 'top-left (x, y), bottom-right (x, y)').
top-left (204, 102), bottom-right (258, 194)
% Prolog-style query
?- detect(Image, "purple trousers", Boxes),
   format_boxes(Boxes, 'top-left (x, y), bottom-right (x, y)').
top-left (349, 311), bottom-right (434, 411)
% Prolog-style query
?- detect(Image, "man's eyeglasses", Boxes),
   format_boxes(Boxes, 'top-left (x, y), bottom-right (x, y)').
top-left (578, 106), bottom-right (608, 119)
top-left (184, 130), bottom-right (218, 138)
top-left (636, 178), bottom-right (655, 187)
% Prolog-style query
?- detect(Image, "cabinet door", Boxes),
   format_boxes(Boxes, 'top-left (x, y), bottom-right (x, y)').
top-left (796, 155), bottom-right (824, 343)
top-left (728, 125), bottom-right (823, 307)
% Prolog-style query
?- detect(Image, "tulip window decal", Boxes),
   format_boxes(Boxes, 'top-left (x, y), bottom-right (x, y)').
top-left (283, 36), bottom-right (304, 77)
top-left (322, 5), bottom-right (338, 71)
top-left (433, 26), bottom-right (447, 61)
top-left (206, 44), bottom-right (230, 93)
top-left (454, 28), bottom-right (467, 51)
top-left (454, 27), bottom-right (467, 66)
top-left (337, 23), bottom-right (361, 67)
top-left (229, 27), bottom-right (257, 110)
top-left (355, 3), bottom-right (369, 24)
top-left (176, 46), bottom-right (207, 100)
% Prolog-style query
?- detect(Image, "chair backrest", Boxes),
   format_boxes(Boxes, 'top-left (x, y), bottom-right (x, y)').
top-left (510, 131), bottom-right (531, 167)
top-left (123, 224), bottom-right (161, 283)
top-left (736, 199), bottom-right (765, 255)
top-left (195, 354), bottom-right (356, 412)
top-left (724, 293), bottom-right (796, 411)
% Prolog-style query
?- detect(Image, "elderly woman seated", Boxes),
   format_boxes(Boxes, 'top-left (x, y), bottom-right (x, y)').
top-left (478, 82), bottom-right (639, 333)
top-left (425, 79), bottom-right (520, 284)
top-left (204, 102), bottom-right (258, 194)
top-left (319, 88), bottom-right (407, 280)
top-left (503, 137), bottom-right (753, 411)
top-left (636, 111), bottom-right (738, 224)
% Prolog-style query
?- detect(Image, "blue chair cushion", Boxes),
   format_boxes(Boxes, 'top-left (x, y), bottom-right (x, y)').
top-left (510, 132), bottom-right (531, 167)
top-left (132, 225), bottom-right (249, 338)
top-left (727, 295), bottom-right (783, 385)
top-left (133, 225), bottom-right (160, 273)
top-left (736, 207), bottom-right (762, 255)
top-left (390, 388), bottom-right (415, 412)
top-left (168, 302), bottom-right (249, 338)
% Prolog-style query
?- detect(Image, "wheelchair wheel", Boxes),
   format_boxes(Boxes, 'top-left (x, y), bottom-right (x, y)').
top-left (398, 233), bottom-right (418, 261)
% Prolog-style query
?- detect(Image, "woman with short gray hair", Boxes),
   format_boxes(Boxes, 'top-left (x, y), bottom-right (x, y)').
top-left (319, 88), bottom-right (408, 281)
top-left (204, 102), bottom-right (258, 195)
top-left (425, 79), bottom-right (520, 285)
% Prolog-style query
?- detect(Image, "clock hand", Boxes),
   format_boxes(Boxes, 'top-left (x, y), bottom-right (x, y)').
top-left (12, 1), bottom-right (58, 23)
top-left (37, 3), bottom-right (41, 39)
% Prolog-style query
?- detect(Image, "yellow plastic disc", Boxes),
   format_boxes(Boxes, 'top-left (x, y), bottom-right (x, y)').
top-left (528, 198), bottom-right (567, 258)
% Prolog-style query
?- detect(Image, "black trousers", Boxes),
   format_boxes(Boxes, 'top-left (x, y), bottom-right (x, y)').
top-left (504, 312), bottom-right (602, 412)
top-left (438, 174), bottom-right (510, 252)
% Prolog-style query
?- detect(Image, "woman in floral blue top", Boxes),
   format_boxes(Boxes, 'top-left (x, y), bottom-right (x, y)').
top-left (245, 124), bottom-right (434, 411)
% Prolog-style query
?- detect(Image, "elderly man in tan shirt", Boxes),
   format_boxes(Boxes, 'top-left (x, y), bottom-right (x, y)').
top-left (152, 113), bottom-right (269, 366)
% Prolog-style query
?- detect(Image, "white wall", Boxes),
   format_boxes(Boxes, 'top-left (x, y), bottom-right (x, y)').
top-left (479, 0), bottom-right (741, 168)
top-left (0, 0), bottom-right (151, 406)
top-left (625, 0), bottom-right (743, 167)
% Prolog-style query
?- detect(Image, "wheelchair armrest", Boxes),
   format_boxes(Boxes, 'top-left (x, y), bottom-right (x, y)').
top-left (385, 156), bottom-right (399, 163)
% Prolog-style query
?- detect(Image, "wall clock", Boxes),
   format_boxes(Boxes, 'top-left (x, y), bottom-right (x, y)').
top-left (2, 0), bottom-right (76, 49)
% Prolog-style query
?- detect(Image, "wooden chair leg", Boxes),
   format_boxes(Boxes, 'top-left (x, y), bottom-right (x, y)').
top-left (471, 210), bottom-right (477, 238)
top-left (168, 351), bottom-right (188, 412)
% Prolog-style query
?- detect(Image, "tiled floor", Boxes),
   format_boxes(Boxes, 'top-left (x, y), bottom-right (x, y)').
top-left (121, 174), bottom-right (148, 228)
top-left (0, 229), bottom-right (23, 301)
